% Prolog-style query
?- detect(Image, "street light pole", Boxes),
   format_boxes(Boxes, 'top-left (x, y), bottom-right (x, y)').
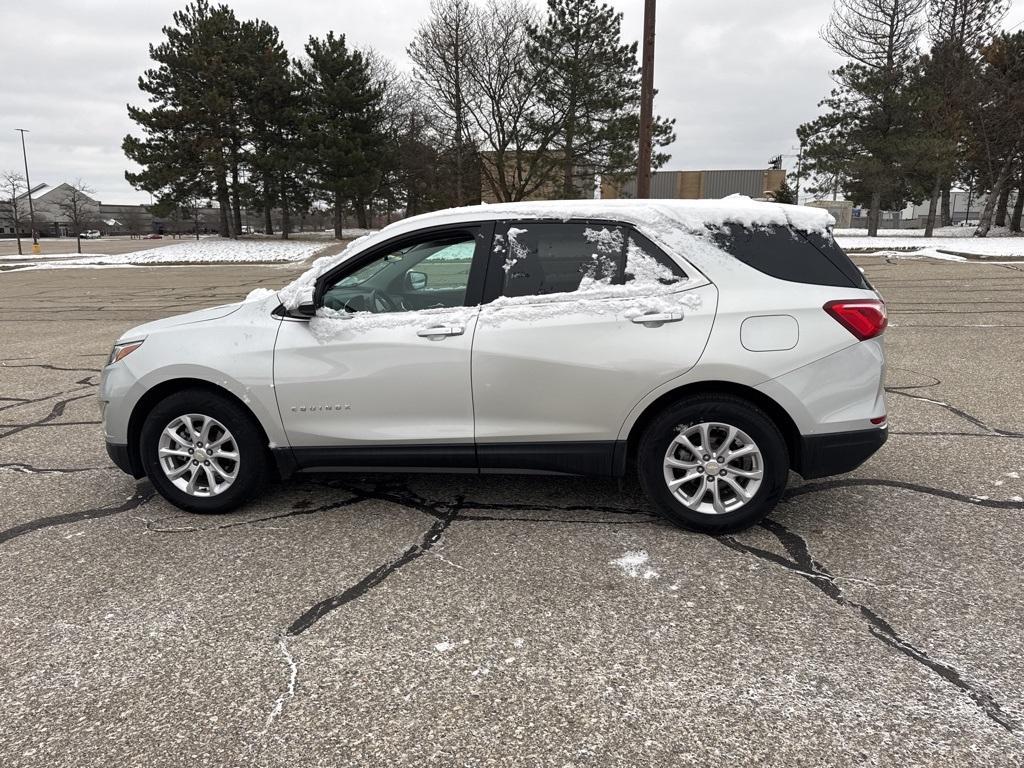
top-left (16, 129), bottom-right (40, 254)
top-left (636, 0), bottom-right (656, 199)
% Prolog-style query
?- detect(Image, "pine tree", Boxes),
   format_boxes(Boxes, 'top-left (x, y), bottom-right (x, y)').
top-left (124, 1), bottom-right (244, 237)
top-left (527, 0), bottom-right (674, 198)
top-left (773, 178), bottom-right (797, 205)
top-left (236, 18), bottom-right (300, 237)
top-left (922, 0), bottom-right (1008, 230)
top-left (295, 33), bottom-right (388, 235)
top-left (799, 0), bottom-right (928, 236)
top-left (965, 31), bottom-right (1024, 236)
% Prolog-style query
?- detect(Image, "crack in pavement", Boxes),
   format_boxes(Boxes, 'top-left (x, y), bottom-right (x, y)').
top-left (0, 362), bottom-right (102, 375)
top-left (0, 462), bottom-right (110, 475)
top-left (130, 493), bottom-right (370, 534)
top-left (720, 518), bottom-right (1021, 735)
top-left (891, 431), bottom-right (1024, 439)
top-left (286, 496), bottom-right (464, 636)
top-left (885, 367), bottom-right (1024, 438)
top-left (0, 385), bottom-right (94, 414)
top-left (0, 392), bottom-right (97, 439)
top-left (0, 486), bottom-right (156, 547)
top-left (263, 635), bottom-right (298, 731)
top-left (784, 478), bottom-right (1024, 510)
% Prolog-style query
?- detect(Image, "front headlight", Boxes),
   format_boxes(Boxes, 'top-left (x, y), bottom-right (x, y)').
top-left (108, 339), bottom-right (145, 366)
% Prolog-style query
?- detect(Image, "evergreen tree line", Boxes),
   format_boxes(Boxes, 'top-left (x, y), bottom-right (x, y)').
top-left (798, 0), bottom-right (1024, 237)
top-left (124, 0), bottom-right (674, 239)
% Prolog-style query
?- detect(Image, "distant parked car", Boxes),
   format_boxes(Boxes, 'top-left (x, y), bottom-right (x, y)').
top-left (82, 230), bottom-right (102, 239)
top-left (143, 233), bottom-right (163, 239)
top-left (100, 198), bottom-right (888, 533)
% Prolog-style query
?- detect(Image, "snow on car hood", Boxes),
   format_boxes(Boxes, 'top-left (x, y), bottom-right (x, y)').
top-left (117, 302), bottom-right (245, 341)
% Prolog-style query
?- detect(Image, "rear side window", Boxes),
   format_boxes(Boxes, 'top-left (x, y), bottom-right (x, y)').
top-left (626, 231), bottom-right (688, 286)
top-left (498, 223), bottom-right (623, 298)
top-left (711, 224), bottom-right (869, 289)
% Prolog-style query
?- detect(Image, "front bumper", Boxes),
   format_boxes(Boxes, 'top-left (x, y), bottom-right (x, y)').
top-left (794, 427), bottom-right (888, 479)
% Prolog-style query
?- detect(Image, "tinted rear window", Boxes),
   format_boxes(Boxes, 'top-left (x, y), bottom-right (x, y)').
top-left (711, 224), bottom-right (869, 289)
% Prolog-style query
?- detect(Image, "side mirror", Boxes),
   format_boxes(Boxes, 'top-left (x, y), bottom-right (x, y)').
top-left (292, 286), bottom-right (317, 318)
top-left (405, 270), bottom-right (428, 291)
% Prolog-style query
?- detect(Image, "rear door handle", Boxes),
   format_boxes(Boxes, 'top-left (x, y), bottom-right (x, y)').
top-left (631, 312), bottom-right (684, 325)
top-left (417, 325), bottom-right (465, 338)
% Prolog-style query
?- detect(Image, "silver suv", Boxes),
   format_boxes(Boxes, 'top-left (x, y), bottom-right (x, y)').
top-left (100, 199), bottom-right (887, 533)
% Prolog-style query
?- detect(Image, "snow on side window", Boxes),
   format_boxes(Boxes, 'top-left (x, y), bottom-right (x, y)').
top-left (503, 227), bottom-right (530, 274)
top-left (580, 226), bottom-right (623, 289)
top-left (625, 234), bottom-right (686, 286)
top-left (501, 223), bottom-right (620, 298)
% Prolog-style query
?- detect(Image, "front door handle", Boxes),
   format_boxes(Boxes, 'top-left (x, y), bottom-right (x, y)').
top-left (631, 312), bottom-right (684, 325)
top-left (417, 325), bottom-right (465, 338)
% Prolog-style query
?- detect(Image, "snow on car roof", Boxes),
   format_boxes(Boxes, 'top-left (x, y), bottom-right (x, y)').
top-left (399, 195), bottom-right (835, 235)
top-left (278, 196), bottom-right (835, 308)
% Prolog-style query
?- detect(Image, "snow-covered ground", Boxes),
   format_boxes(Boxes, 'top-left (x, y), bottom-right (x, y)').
top-left (835, 230), bottom-right (1024, 259)
top-left (1, 239), bottom-right (328, 271)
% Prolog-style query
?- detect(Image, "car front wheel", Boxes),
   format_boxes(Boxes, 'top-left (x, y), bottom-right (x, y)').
top-left (637, 395), bottom-right (789, 534)
top-left (140, 388), bottom-right (267, 514)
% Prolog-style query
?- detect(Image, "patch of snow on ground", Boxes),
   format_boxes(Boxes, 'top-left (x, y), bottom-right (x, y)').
top-left (434, 640), bottom-right (454, 652)
top-left (835, 234), bottom-right (1024, 259)
top-left (4, 239), bottom-right (326, 271)
top-left (611, 550), bottom-right (659, 580)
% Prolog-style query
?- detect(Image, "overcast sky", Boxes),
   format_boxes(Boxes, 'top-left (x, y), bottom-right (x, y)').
top-left (4, 0), bottom-right (1023, 204)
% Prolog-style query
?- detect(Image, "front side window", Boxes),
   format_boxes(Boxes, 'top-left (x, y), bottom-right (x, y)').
top-left (497, 223), bottom-right (624, 298)
top-left (321, 232), bottom-right (476, 313)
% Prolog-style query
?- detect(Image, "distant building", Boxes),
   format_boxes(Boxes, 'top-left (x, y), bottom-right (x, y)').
top-left (807, 200), bottom-right (854, 228)
top-left (0, 181), bottom-right (225, 238)
top-left (29, 183), bottom-right (102, 236)
top-left (603, 168), bottom-right (787, 200)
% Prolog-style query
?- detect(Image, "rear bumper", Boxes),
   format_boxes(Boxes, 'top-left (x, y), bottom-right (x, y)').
top-left (106, 441), bottom-right (143, 478)
top-left (795, 427), bottom-right (887, 479)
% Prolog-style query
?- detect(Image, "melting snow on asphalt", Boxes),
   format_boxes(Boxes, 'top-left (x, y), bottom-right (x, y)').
top-left (611, 549), bottom-right (659, 580)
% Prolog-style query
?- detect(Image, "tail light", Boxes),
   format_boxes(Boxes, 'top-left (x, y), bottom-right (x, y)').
top-left (823, 299), bottom-right (887, 341)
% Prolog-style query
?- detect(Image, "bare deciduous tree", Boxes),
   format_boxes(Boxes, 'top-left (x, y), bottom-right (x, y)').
top-left (408, 0), bottom-right (479, 206)
top-left (1, 170), bottom-right (27, 255)
top-left (56, 180), bottom-right (98, 254)
top-left (466, 0), bottom-right (560, 202)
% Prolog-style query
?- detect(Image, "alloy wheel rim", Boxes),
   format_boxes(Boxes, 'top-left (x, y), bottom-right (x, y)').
top-left (662, 422), bottom-right (764, 515)
top-left (157, 413), bottom-right (239, 498)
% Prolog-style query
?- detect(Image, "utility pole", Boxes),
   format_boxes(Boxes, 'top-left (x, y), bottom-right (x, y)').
top-left (636, 0), bottom-right (656, 199)
top-left (793, 143), bottom-right (804, 204)
top-left (16, 129), bottom-right (40, 254)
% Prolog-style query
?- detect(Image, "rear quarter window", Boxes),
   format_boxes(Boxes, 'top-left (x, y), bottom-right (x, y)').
top-left (710, 223), bottom-right (869, 289)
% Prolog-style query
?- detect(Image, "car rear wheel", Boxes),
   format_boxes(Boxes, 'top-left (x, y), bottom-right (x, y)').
top-left (637, 395), bottom-right (789, 534)
top-left (140, 388), bottom-right (267, 514)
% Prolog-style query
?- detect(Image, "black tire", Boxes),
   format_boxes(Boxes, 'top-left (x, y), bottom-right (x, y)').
top-left (637, 395), bottom-right (789, 534)
top-left (140, 388), bottom-right (268, 514)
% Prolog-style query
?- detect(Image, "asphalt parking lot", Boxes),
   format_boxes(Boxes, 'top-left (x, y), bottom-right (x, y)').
top-left (1, 256), bottom-right (1022, 767)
